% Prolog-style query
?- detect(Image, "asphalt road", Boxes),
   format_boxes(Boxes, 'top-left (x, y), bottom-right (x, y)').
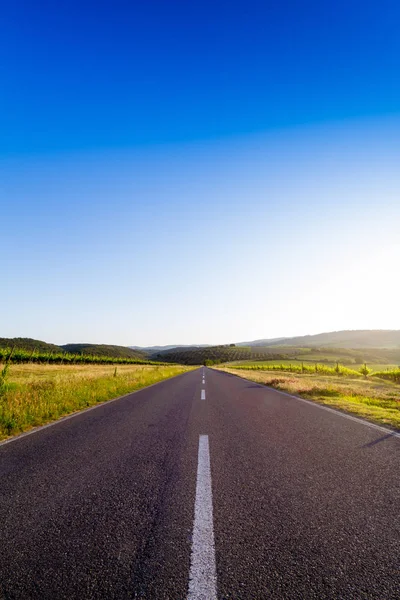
top-left (0, 368), bottom-right (399, 599)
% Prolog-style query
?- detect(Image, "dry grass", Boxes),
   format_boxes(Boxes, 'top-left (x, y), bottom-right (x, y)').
top-left (0, 363), bottom-right (193, 441)
top-left (7, 363), bottom-right (160, 383)
top-left (217, 367), bottom-right (400, 430)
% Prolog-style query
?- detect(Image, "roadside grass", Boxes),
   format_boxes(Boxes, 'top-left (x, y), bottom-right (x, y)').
top-left (0, 364), bottom-right (193, 441)
top-left (216, 367), bottom-right (400, 430)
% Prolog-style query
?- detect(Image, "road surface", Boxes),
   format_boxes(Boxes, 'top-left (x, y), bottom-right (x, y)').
top-left (0, 367), bottom-right (399, 599)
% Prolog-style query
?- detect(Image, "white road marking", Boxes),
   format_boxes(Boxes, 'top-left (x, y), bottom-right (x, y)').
top-left (201, 389), bottom-right (206, 400)
top-left (202, 379), bottom-right (205, 384)
top-left (187, 435), bottom-right (217, 600)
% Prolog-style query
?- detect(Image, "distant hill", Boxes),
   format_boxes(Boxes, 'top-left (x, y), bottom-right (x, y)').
top-left (140, 331), bottom-right (400, 354)
top-left (61, 344), bottom-right (147, 359)
top-left (2, 330), bottom-right (399, 364)
top-left (254, 330), bottom-right (400, 349)
top-left (149, 345), bottom-right (295, 365)
top-left (149, 331), bottom-right (400, 365)
top-left (0, 337), bottom-right (63, 352)
top-left (150, 342), bottom-right (400, 366)
top-left (236, 337), bottom-right (288, 347)
top-left (130, 344), bottom-right (209, 353)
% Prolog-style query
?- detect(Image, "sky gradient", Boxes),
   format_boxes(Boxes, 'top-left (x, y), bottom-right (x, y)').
top-left (2, 1), bottom-right (399, 345)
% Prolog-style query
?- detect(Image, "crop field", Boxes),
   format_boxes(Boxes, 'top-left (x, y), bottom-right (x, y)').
top-left (150, 345), bottom-right (350, 365)
top-left (0, 363), bottom-right (193, 441)
top-left (232, 362), bottom-right (363, 376)
top-left (230, 358), bottom-right (400, 370)
top-left (227, 360), bottom-right (400, 378)
top-left (288, 352), bottom-right (383, 365)
top-left (0, 346), bottom-right (160, 366)
top-left (217, 366), bottom-right (400, 429)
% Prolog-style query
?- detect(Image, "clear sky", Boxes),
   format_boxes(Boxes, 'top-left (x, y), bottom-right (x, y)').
top-left (1, 0), bottom-right (399, 346)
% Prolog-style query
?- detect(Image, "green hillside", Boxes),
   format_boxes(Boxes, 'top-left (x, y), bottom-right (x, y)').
top-left (0, 338), bottom-right (148, 360)
top-left (61, 344), bottom-right (147, 359)
top-left (3, 330), bottom-right (400, 366)
top-left (0, 337), bottom-right (63, 353)
top-left (150, 343), bottom-right (400, 366)
top-left (0, 338), bottom-right (151, 364)
top-left (149, 345), bottom-right (299, 365)
top-left (155, 331), bottom-right (400, 365)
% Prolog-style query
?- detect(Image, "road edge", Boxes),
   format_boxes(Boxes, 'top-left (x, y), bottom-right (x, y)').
top-left (0, 367), bottom-right (199, 448)
top-left (212, 368), bottom-right (400, 439)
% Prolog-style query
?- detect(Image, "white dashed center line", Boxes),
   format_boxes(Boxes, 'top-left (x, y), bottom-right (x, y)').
top-left (187, 435), bottom-right (217, 600)
top-left (201, 389), bottom-right (206, 400)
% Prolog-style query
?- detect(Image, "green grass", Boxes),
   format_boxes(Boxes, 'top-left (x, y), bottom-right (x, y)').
top-left (0, 363), bottom-right (194, 441)
top-left (216, 367), bottom-right (400, 430)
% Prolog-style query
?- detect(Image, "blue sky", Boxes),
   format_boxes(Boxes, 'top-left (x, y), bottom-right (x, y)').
top-left (1, 1), bottom-right (400, 345)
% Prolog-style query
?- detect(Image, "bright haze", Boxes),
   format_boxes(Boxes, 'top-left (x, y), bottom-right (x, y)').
top-left (2, 1), bottom-right (399, 346)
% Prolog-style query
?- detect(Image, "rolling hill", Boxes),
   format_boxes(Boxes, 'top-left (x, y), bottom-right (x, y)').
top-left (247, 330), bottom-right (400, 349)
top-left (0, 338), bottom-right (63, 353)
top-left (130, 344), bottom-right (209, 353)
top-left (0, 338), bottom-right (147, 360)
top-left (61, 344), bottom-right (147, 359)
top-left (149, 345), bottom-right (299, 365)
top-left (149, 331), bottom-right (400, 365)
top-left (2, 330), bottom-right (400, 365)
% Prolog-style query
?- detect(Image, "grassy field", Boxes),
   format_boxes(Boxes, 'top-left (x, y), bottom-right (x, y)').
top-left (0, 363), bottom-right (193, 441)
top-left (227, 359), bottom-right (400, 371)
top-left (217, 366), bottom-right (400, 430)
